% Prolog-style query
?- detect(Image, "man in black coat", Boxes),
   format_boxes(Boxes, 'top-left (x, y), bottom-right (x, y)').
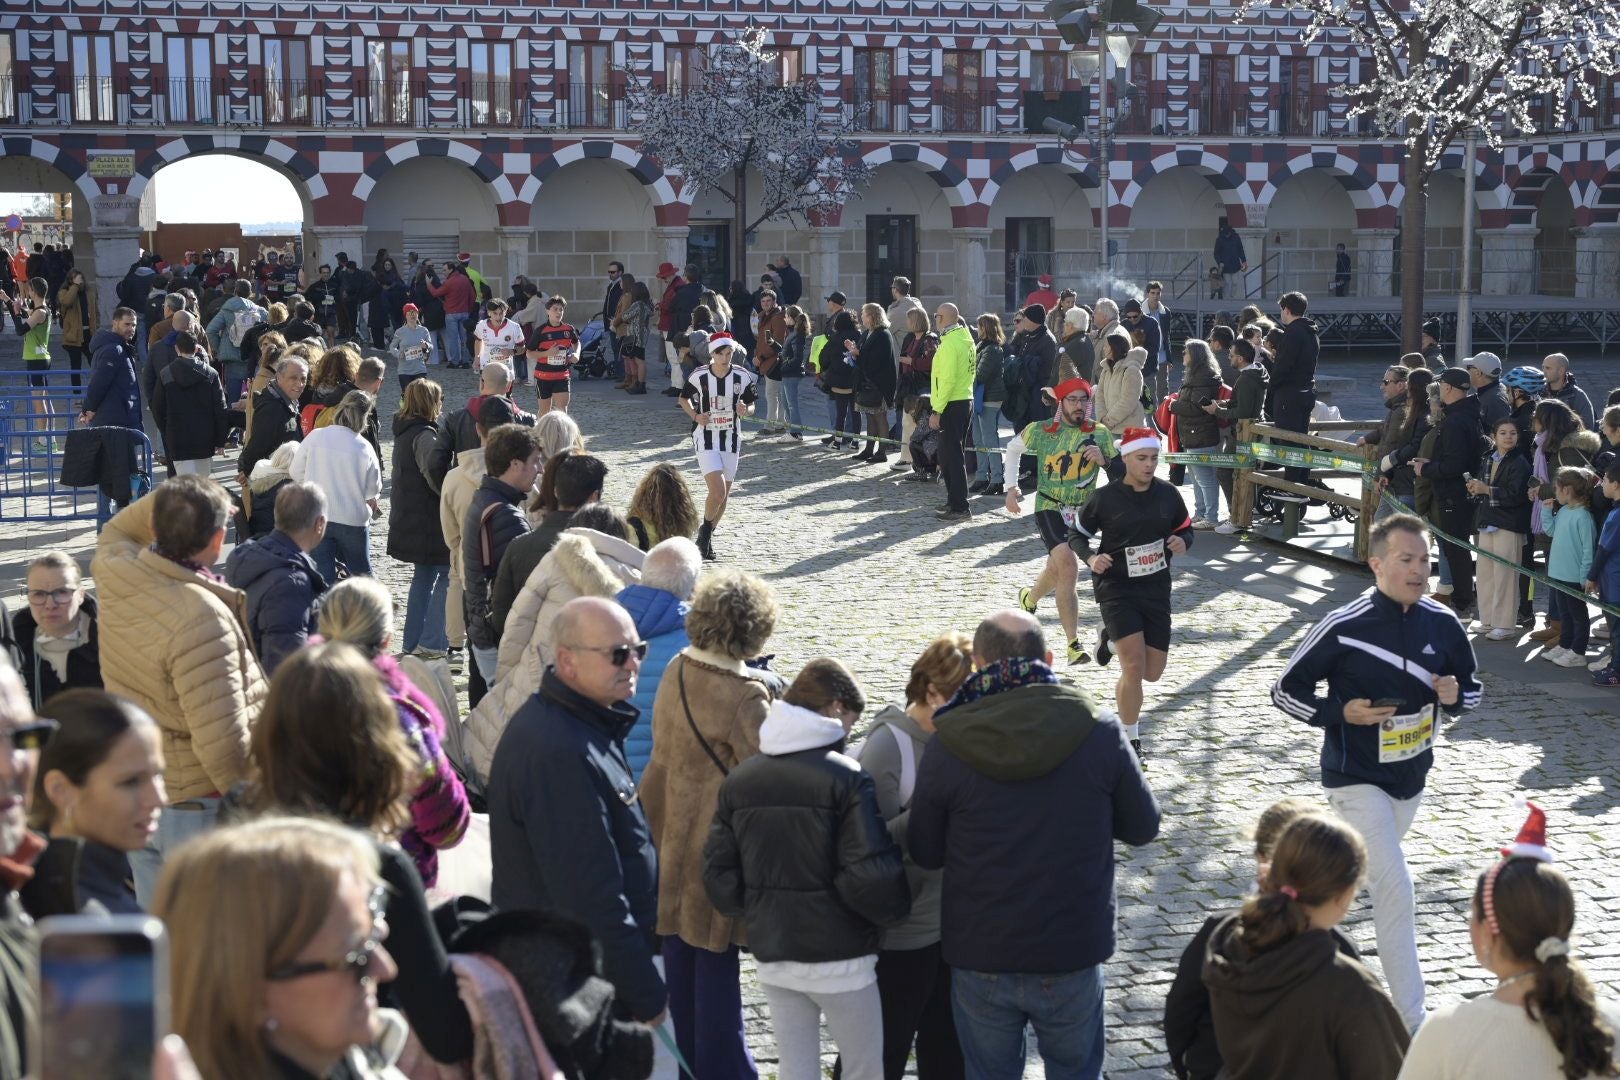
top-left (671, 264), bottom-right (703, 346)
top-left (1271, 291), bottom-right (1320, 483)
top-left (150, 331), bottom-right (229, 476)
top-left (487, 596), bottom-right (667, 1031)
top-left (223, 481), bottom-right (328, 675)
top-left (1007, 304), bottom-right (1059, 430)
top-left (1415, 368), bottom-right (1484, 614)
top-left (908, 609), bottom-right (1159, 1076)
top-left (771, 255), bottom-right (803, 306)
top-left (462, 423), bottom-right (543, 683)
top-left (238, 354), bottom-right (307, 482)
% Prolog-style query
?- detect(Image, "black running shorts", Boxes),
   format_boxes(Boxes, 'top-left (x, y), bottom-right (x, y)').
top-left (1097, 589), bottom-right (1172, 653)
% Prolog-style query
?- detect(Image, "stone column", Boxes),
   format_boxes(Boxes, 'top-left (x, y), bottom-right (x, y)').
top-left (309, 227), bottom-right (368, 276)
top-left (952, 228), bottom-right (992, 322)
top-left (1572, 224), bottom-right (1620, 300)
top-left (653, 225), bottom-right (690, 277)
top-left (89, 227), bottom-right (143, 328)
top-left (808, 227), bottom-right (841, 310)
top-left (1352, 228), bottom-right (1399, 298)
top-left (1477, 225), bottom-right (1538, 295)
top-left (497, 227), bottom-right (531, 296)
top-left (1236, 228), bottom-right (1268, 302)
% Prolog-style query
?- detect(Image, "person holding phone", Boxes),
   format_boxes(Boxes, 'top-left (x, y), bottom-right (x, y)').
top-left (1271, 513), bottom-right (1482, 1033)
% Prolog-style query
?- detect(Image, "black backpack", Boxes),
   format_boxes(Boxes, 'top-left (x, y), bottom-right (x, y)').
top-left (144, 290), bottom-right (168, 327)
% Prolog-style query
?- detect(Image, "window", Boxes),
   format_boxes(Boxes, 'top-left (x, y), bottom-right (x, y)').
top-left (666, 45), bottom-right (706, 95)
top-left (941, 50), bottom-right (981, 132)
top-left (1030, 52), bottom-right (1068, 93)
top-left (367, 40), bottom-right (411, 124)
top-left (1202, 56), bottom-right (1235, 135)
top-left (1004, 218), bottom-right (1054, 310)
top-left (852, 49), bottom-right (893, 131)
top-left (0, 35), bottom-right (14, 121)
top-left (468, 41), bottom-right (514, 126)
top-left (1278, 57), bottom-right (1311, 135)
top-left (166, 36), bottom-right (213, 123)
top-left (73, 34), bottom-right (115, 122)
top-left (1117, 54), bottom-right (1151, 134)
top-left (263, 38), bottom-right (309, 123)
top-left (775, 47), bottom-right (803, 86)
top-left (566, 43), bottom-right (616, 127)
top-left (687, 222), bottom-right (731, 297)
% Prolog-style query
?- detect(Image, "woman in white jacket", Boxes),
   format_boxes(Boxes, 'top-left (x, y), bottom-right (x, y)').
top-left (1093, 337), bottom-right (1148, 436)
top-left (462, 506), bottom-right (644, 790)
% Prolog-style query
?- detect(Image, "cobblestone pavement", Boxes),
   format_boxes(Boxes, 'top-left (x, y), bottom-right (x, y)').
top-left (4, 350), bottom-right (1619, 1078)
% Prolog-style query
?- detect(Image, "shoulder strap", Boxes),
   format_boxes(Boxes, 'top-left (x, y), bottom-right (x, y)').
top-left (476, 500), bottom-right (503, 573)
top-left (679, 660), bottom-right (729, 777)
top-left (894, 726), bottom-right (917, 809)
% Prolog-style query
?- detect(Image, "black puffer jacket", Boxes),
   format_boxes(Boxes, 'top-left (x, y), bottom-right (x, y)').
top-left (854, 328), bottom-right (897, 406)
top-left (1168, 354), bottom-right (1224, 449)
top-left (703, 700), bottom-right (910, 963)
top-left (1474, 449), bottom-right (1532, 534)
top-left (151, 355), bottom-right (230, 461)
top-left (11, 595), bottom-right (101, 710)
top-left (462, 476), bottom-right (531, 650)
top-left (388, 414), bottom-right (452, 565)
top-left (1272, 316), bottom-right (1319, 394)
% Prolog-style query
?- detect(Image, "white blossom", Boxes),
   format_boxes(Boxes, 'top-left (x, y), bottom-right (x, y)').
top-left (620, 29), bottom-right (872, 231)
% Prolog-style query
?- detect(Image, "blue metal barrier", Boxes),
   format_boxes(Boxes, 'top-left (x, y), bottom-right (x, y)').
top-left (0, 371), bottom-right (153, 528)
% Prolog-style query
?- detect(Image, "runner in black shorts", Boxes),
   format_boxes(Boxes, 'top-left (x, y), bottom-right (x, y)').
top-left (1003, 377), bottom-right (1118, 664)
top-left (1071, 426), bottom-right (1194, 760)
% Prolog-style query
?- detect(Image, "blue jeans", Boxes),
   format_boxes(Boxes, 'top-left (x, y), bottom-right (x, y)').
top-left (443, 312), bottom-right (470, 366)
top-left (1190, 463), bottom-right (1221, 522)
top-left (782, 376), bottom-right (806, 433)
top-left (130, 795), bottom-right (224, 908)
top-left (952, 966), bottom-right (1104, 1080)
top-left (471, 643), bottom-right (499, 685)
top-left (403, 562), bottom-right (450, 654)
top-left (973, 403), bottom-right (1003, 483)
top-left (312, 521), bottom-right (372, 581)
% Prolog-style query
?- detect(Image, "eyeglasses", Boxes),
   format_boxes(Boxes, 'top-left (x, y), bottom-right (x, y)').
top-left (268, 887), bottom-right (388, 982)
top-left (1, 719), bottom-right (58, 754)
top-left (1380, 378), bottom-right (1405, 386)
top-left (568, 641), bottom-right (649, 667)
top-left (26, 588), bottom-right (76, 606)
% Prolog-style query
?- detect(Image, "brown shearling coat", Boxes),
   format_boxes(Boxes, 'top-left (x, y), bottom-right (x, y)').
top-left (640, 651), bottom-right (770, 951)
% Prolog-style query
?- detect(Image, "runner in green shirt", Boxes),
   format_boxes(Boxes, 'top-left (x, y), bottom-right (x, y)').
top-left (1003, 376), bottom-right (1118, 664)
top-left (18, 276), bottom-right (56, 452)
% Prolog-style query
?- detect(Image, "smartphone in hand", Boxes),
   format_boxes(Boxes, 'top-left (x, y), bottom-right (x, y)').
top-left (35, 915), bottom-right (169, 1080)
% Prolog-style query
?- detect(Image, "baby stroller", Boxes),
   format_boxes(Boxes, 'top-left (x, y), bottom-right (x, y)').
top-left (575, 318), bottom-right (615, 380)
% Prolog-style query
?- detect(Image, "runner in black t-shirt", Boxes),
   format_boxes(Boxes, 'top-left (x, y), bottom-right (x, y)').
top-left (1070, 426), bottom-right (1195, 761)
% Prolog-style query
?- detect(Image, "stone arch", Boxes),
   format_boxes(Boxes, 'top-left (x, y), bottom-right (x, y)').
top-left (1591, 153), bottom-right (1620, 223)
top-left (529, 140), bottom-right (680, 213)
top-left (354, 137), bottom-right (514, 222)
top-left (0, 136), bottom-right (99, 204)
top-left (857, 143), bottom-right (975, 209)
top-left (1505, 162), bottom-right (1574, 226)
top-left (1254, 152), bottom-right (1380, 212)
top-left (981, 146), bottom-right (1099, 208)
top-left (124, 134), bottom-right (322, 206)
top-left (1117, 149), bottom-right (1247, 218)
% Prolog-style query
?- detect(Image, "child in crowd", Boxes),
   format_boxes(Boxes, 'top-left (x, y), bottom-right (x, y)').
top-left (1203, 813), bottom-right (1409, 1079)
top-left (1165, 797), bottom-right (1361, 1080)
top-left (1585, 463), bottom-right (1620, 686)
top-left (904, 395), bottom-right (939, 483)
top-left (1540, 467), bottom-right (1598, 668)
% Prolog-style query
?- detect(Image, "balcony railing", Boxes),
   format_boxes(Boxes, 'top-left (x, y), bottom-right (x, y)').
top-left (539, 82), bottom-right (628, 130)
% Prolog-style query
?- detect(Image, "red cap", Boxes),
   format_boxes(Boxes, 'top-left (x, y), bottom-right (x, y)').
top-left (1038, 274), bottom-right (1053, 286)
top-left (402, 302), bottom-right (419, 313)
top-left (1051, 377), bottom-right (1092, 400)
top-left (657, 262), bottom-right (679, 278)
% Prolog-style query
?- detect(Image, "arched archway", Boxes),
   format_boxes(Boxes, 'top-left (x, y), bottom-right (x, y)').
top-left (531, 157), bottom-right (659, 316)
top-left (363, 155), bottom-right (499, 287)
top-left (1265, 169), bottom-right (1357, 296)
top-left (1123, 165), bottom-right (1235, 294)
top-left (1526, 173), bottom-right (1577, 296)
top-left (843, 160), bottom-right (957, 304)
top-left (3, 150), bottom-right (106, 322)
top-left (144, 153), bottom-right (312, 274)
top-left (986, 162), bottom-right (1099, 310)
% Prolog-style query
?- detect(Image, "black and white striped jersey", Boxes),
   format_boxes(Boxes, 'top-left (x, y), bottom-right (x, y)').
top-left (682, 365), bottom-right (758, 453)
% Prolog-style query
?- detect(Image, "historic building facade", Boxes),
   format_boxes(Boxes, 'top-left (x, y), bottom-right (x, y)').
top-left (3, 0), bottom-right (1619, 326)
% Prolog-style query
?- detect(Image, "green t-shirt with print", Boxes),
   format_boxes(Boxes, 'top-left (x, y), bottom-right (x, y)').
top-left (1019, 420), bottom-right (1116, 510)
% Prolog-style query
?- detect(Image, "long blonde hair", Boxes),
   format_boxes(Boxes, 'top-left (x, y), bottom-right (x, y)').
top-left (316, 578), bottom-right (394, 657)
top-left (154, 816), bottom-right (381, 1080)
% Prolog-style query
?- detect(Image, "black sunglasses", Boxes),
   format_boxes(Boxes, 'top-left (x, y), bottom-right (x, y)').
top-left (571, 641), bottom-right (650, 667)
top-left (268, 886), bottom-right (387, 982)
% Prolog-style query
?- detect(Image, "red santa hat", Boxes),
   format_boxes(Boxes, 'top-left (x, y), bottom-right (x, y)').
top-left (1118, 426), bottom-right (1161, 456)
top-left (708, 332), bottom-right (737, 354)
top-left (1038, 274), bottom-right (1053, 286)
top-left (1500, 800), bottom-right (1552, 861)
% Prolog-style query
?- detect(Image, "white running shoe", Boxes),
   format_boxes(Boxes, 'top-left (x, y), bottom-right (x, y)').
top-left (1485, 627), bottom-right (1517, 641)
top-left (1467, 621), bottom-right (1490, 634)
top-left (1540, 646), bottom-right (1570, 663)
top-left (1589, 656), bottom-right (1612, 671)
top-left (1191, 518), bottom-right (1215, 530)
top-left (1553, 650), bottom-right (1590, 668)
top-left (1214, 520), bottom-right (1238, 535)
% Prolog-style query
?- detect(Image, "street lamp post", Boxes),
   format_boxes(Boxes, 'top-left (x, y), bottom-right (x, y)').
top-left (1456, 126), bottom-right (1477, 360)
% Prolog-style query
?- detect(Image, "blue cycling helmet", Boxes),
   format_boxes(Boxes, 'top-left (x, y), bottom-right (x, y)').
top-left (1503, 366), bottom-right (1546, 395)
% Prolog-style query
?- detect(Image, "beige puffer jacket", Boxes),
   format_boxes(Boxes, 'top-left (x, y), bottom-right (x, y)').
top-left (463, 529), bottom-right (643, 787)
top-left (91, 498), bottom-right (266, 801)
top-left (1095, 346), bottom-right (1149, 434)
top-left (439, 446), bottom-right (489, 589)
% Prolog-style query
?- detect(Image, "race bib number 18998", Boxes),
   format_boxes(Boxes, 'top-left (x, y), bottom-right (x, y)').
top-left (1378, 706), bottom-right (1437, 763)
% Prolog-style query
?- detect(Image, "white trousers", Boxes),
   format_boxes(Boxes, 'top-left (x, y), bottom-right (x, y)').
top-left (171, 458), bottom-right (212, 476)
top-left (1327, 783), bottom-right (1425, 1031)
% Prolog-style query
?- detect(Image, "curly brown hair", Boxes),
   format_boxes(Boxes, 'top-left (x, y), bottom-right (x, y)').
top-left (685, 568), bottom-right (778, 659)
top-left (310, 343), bottom-right (361, 391)
top-left (248, 642), bottom-right (416, 837)
top-left (627, 463), bottom-right (700, 546)
top-left (904, 632), bottom-right (973, 707)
